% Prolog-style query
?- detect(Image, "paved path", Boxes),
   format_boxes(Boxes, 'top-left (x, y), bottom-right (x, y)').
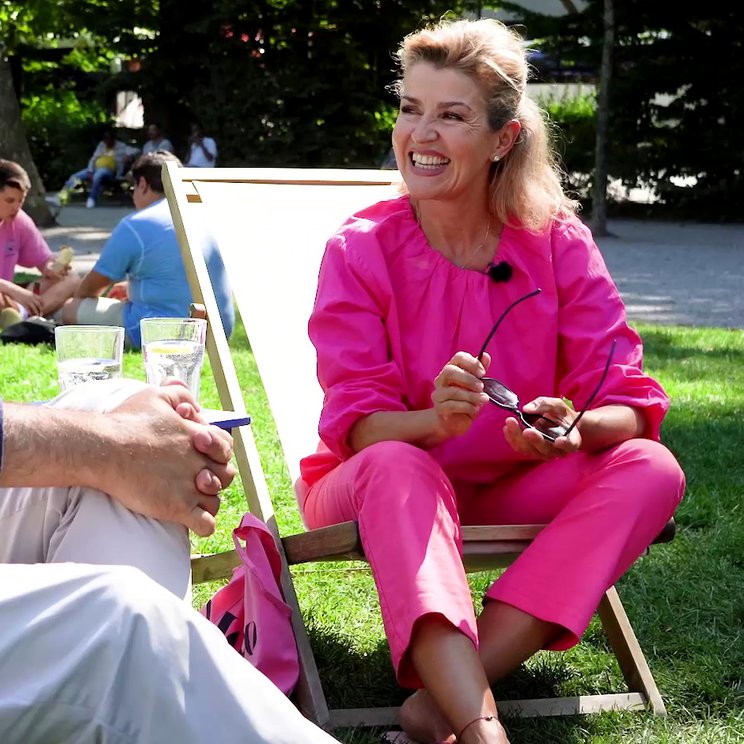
top-left (41, 207), bottom-right (744, 330)
top-left (596, 220), bottom-right (744, 330)
top-left (42, 206), bottom-right (133, 275)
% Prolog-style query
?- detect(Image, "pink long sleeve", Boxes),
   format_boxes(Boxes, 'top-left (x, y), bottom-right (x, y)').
top-left (302, 196), bottom-right (671, 488)
top-left (310, 229), bottom-right (408, 460)
top-left (550, 219), bottom-right (669, 439)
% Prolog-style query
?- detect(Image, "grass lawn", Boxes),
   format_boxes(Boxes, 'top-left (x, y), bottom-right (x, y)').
top-left (2, 320), bottom-right (743, 743)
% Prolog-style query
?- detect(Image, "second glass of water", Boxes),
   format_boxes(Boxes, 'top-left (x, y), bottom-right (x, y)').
top-left (54, 325), bottom-right (125, 391)
top-left (140, 317), bottom-right (207, 402)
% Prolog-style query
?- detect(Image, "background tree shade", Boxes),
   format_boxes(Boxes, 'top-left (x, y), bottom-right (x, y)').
top-left (2, 1), bottom-right (743, 219)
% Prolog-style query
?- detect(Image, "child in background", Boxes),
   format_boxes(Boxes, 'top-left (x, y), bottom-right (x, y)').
top-left (0, 160), bottom-right (79, 329)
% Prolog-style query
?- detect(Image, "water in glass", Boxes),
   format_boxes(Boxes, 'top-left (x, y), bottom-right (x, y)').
top-left (58, 357), bottom-right (122, 391)
top-left (143, 339), bottom-right (205, 399)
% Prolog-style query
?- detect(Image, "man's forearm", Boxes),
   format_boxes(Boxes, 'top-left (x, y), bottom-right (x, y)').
top-left (74, 286), bottom-right (106, 299)
top-left (74, 272), bottom-right (111, 299)
top-left (0, 385), bottom-right (237, 536)
top-left (0, 403), bottom-right (110, 489)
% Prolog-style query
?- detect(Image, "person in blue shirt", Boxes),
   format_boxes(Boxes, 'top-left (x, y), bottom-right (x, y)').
top-left (61, 151), bottom-right (234, 348)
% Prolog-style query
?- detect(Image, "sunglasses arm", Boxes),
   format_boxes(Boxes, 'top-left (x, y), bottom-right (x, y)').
top-left (562, 338), bottom-right (617, 438)
top-left (476, 288), bottom-right (542, 362)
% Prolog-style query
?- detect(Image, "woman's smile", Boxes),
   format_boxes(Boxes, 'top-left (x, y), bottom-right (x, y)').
top-left (409, 151), bottom-right (451, 175)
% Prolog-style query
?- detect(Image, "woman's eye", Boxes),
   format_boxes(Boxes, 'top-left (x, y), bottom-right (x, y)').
top-left (400, 105), bottom-right (417, 115)
top-left (443, 111), bottom-right (463, 121)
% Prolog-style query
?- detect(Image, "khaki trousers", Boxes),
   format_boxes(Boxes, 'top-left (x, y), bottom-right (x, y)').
top-left (0, 378), bottom-right (190, 598)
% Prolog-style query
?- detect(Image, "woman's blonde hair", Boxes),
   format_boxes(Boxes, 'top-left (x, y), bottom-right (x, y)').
top-left (394, 18), bottom-right (577, 231)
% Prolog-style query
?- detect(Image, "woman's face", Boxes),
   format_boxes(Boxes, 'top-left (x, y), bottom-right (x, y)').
top-left (392, 62), bottom-right (499, 204)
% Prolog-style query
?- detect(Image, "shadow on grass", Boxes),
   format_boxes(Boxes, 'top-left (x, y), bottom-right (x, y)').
top-left (306, 622), bottom-right (403, 710)
top-left (307, 621), bottom-right (612, 742)
top-left (662, 417), bottom-right (744, 531)
top-left (600, 526), bottom-right (744, 718)
top-left (640, 327), bottom-right (744, 363)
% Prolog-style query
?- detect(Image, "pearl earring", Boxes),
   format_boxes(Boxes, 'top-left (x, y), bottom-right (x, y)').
top-left (491, 154), bottom-right (501, 162)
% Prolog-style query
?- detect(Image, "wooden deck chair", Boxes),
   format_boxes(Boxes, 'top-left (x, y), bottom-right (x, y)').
top-left (162, 164), bottom-right (676, 731)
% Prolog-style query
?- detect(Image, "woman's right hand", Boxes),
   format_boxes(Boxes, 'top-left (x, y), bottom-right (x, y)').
top-left (8, 284), bottom-right (44, 317)
top-left (431, 351), bottom-right (491, 439)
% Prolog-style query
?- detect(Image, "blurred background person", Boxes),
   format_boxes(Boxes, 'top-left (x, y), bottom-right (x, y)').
top-left (185, 122), bottom-right (217, 167)
top-left (61, 151), bottom-right (234, 348)
top-left (0, 159), bottom-right (78, 329)
top-left (142, 122), bottom-right (175, 155)
top-left (59, 128), bottom-right (140, 208)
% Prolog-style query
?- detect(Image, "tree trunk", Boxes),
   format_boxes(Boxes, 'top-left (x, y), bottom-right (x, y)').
top-left (590, 0), bottom-right (614, 237)
top-left (0, 52), bottom-right (55, 227)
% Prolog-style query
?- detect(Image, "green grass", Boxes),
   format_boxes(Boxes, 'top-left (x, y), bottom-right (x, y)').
top-left (3, 321), bottom-right (743, 743)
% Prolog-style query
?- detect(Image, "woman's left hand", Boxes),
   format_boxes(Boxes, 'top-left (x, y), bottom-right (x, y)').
top-left (503, 396), bottom-right (582, 460)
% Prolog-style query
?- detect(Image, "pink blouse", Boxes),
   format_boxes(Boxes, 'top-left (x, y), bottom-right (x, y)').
top-left (301, 195), bottom-right (669, 487)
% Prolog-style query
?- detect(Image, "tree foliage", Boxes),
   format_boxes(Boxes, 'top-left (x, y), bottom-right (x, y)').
top-left (4, 0), bottom-right (482, 187)
top-left (138, 0), bottom-right (480, 167)
top-left (5, 0), bottom-right (743, 218)
top-left (0, 0), bottom-right (138, 216)
top-left (504, 0), bottom-right (744, 219)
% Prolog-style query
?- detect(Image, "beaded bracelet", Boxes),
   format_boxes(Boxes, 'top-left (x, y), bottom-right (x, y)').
top-left (458, 714), bottom-right (497, 741)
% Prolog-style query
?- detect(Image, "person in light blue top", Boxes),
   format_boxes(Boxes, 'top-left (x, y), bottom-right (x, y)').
top-left (62, 151), bottom-right (234, 348)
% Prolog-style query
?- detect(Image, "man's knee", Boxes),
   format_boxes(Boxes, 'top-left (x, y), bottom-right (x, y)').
top-left (60, 298), bottom-right (79, 324)
top-left (49, 377), bottom-right (148, 411)
top-left (61, 273), bottom-right (80, 293)
top-left (72, 566), bottom-right (185, 663)
top-left (93, 169), bottom-right (113, 185)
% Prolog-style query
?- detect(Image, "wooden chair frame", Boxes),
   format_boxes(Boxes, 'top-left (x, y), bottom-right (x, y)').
top-left (163, 164), bottom-right (674, 731)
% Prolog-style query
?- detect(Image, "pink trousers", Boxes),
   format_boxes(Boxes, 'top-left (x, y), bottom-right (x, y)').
top-left (302, 439), bottom-right (685, 688)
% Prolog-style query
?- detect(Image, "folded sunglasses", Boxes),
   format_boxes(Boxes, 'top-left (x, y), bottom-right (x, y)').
top-left (476, 289), bottom-right (616, 442)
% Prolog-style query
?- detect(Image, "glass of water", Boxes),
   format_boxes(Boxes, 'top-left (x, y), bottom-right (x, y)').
top-left (54, 325), bottom-right (125, 391)
top-left (140, 317), bottom-right (207, 402)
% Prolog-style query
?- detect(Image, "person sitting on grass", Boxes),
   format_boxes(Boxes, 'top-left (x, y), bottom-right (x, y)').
top-left (0, 159), bottom-right (79, 330)
top-left (61, 150), bottom-right (234, 348)
top-left (0, 380), bottom-right (340, 744)
top-left (59, 127), bottom-right (140, 209)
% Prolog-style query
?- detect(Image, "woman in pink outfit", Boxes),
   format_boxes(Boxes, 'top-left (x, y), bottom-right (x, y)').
top-left (300, 19), bottom-right (685, 744)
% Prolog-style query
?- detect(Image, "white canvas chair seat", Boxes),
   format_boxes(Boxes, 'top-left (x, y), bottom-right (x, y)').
top-left (163, 164), bottom-right (674, 730)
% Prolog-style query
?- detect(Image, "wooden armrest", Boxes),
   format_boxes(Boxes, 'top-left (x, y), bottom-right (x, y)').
top-left (191, 550), bottom-right (241, 583)
top-left (189, 303), bottom-right (207, 320)
top-left (283, 521), bottom-right (363, 564)
top-left (191, 518), bottom-right (678, 584)
top-left (280, 522), bottom-right (550, 566)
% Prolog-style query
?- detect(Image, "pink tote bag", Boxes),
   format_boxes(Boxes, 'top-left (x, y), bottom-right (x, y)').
top-left (201, 513), bottom-right (300, 696)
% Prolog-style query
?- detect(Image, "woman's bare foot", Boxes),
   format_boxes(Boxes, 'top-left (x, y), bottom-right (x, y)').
top-left (399, 689), bottom-right (456, 743)
top-left (399, 692), bottom-right (511, 744)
